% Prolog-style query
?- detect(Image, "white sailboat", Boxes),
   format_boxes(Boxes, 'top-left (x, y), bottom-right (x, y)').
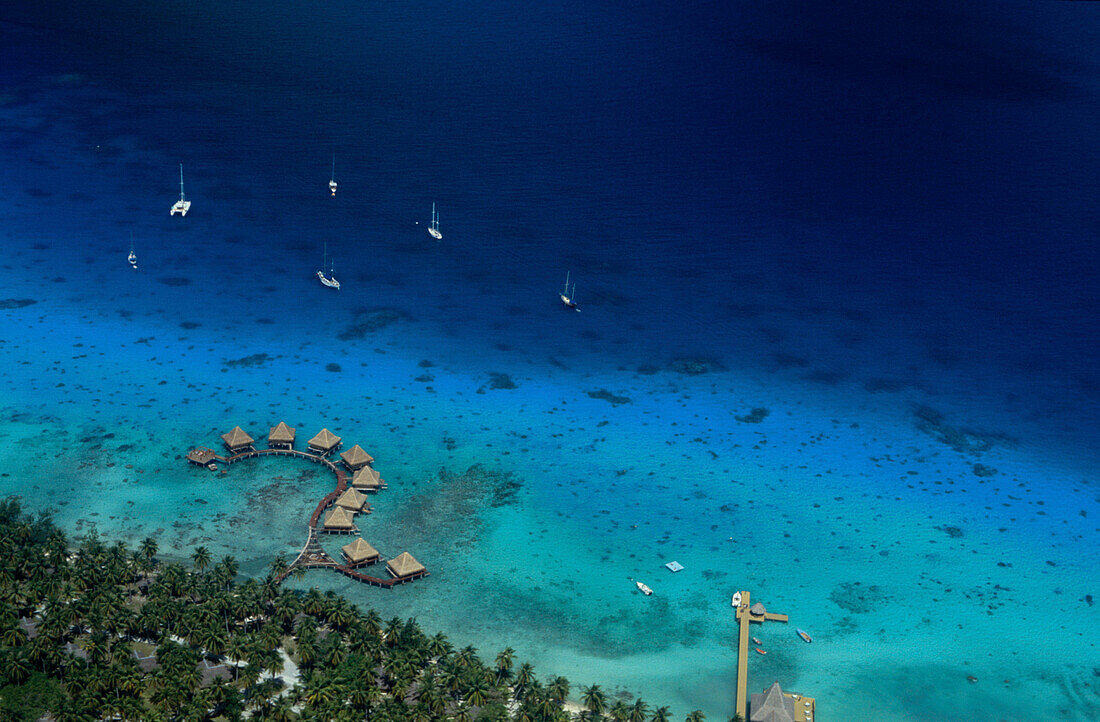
top-left (170, 163), bottom-right (191, 216)
top-left (428, 202), bottom-right (442, 240)
top-left (317, 241), bottom-right (340, 289)
top-left (329, 153), bottom-right (337, 196)
top-left (559, 271), bottom-right (579, 311)
top-left (127, 233), bottom-right (138, 270)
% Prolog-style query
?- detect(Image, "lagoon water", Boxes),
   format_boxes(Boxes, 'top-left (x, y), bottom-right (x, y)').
top-left (1, 1), bottom-right (1098, 719)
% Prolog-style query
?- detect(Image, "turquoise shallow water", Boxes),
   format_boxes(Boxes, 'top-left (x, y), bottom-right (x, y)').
top-left (2, 2), bottom-right (1100, 720)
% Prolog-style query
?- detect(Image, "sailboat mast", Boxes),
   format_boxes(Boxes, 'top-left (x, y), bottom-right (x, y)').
top-left (179, 163), bottom-right (185, 201)
top-left (331, 153), bottom-right (335, 182)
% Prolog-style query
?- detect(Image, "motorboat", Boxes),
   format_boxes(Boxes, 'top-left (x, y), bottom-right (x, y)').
top-left (731, 591), bottom-right (742, 607)
top-left (635, 581), bottom-right (653, 596)
top-left (797, 628), bottom-right (812, 643)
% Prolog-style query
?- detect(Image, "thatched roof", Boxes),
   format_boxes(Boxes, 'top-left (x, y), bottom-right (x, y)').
top-left (268, 421), bottom-right (295, 444)
top-left (387, 552), bottom-right (425, 578)
top-left (221, 426), bottom-right (254, 449)
top-left (340, 444), bottom-right (374, 469)
top-left (749, 681), bottom-right (795, 722)
top-left (750, 601), bottom-right (766, 616)
top-left (335, 487), bottom-right (367, 511)
top-left (341, 538), bottom-right (379, 564)
top-left (308, 428), bottom-right (342, 451)
top-left (323, 506), bottom-right (355, 529)
top-left (352, 466), bottom-right (382, 489)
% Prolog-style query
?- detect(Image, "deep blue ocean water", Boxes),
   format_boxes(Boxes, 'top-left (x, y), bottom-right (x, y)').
top-left (1, 1), bottom-right (1098, 719)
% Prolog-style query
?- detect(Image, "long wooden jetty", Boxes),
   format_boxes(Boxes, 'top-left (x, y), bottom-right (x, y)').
top-left (185, 427), bottom-right (425, 589)
top-left (733, 590), bottom-right (789, 719)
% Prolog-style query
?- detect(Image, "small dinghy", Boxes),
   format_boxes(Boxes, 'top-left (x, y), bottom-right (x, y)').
top-left (635, 581), bottom-right (653, 596)
top-left (797, 628), bottom-right (812, 643)
top-left (752, 637), bottom-right (762, 645)
top-left (754, 647), bottom-right (767, 655)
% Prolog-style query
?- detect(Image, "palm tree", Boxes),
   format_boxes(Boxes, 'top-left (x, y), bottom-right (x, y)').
top-left (139, 537), bottom-right (158, 565)
top-left (548, 675), bottom-right (570, 705)
top-left (684, 711), bottom-right (705, 722)
top-left (495, 646), bottom-right (515, 681)
top-left (427, 631), bottom-right (452, 661)
top-left (649, 707), bottom-right (672, 722)
top-left (464, 674), bottom-right (491, 708)
top-left (191, 546), bottom-right (212, 574)
top-left (630, 699), bottom-right (650, 722)
top-left (609, 700), bottom-right (631, 721)
top-left (582, 684), bottom-right (607, 719)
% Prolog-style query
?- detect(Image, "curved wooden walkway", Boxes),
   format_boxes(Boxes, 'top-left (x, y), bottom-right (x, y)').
top-left (187, 442), bottom-right (425, 589)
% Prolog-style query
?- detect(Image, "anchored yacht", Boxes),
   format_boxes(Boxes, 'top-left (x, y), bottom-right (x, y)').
top-left (170, 163), bottom-right (191, 216)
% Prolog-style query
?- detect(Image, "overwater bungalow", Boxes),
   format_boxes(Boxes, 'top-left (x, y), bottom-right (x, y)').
top-left (268, 421), bottom-right (296, 450)
top-left (220, 426), bottom-right (255, 454)
top-left (339, 444), bottom-right (374, 471)
top-left (750, 680), bottom-right (815, 722)
top-left (308, 428), bottom-right (342, 456)
top-left (386, 551), bottom-right (426, 580)
top-left (335, 487), bottom-right (367, 512)
top-left (352, 466), bottom-right (382, 491)
top-left (322, 506), bottom-right (356, 533)
top-left (341, 538), bottom-right (380, 567)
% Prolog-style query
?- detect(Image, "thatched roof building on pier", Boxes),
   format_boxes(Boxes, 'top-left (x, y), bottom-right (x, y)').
top-left (340, 444), bottom-right (374, 471)
top-left (387, 552), bottom-right (426, 579)
top-left (221, 426), bottom-right (255, 454)
top-left (341, 538), bottom-right (380, 566)
top-left (308, 428), bottom-right (342, 456)
top-left (268, 422), bottom-right (296, 450)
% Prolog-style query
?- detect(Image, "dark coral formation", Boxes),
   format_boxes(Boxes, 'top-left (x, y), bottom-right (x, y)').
top-left (830, 581), bottom-right (886, 614)
top-left (337, 308), bottom-right (409, 340)
top-left (914, 405), bottom-right (1015, 454)
top-left (223, 353), bottom-right (272, 368)
top-left (587, 389), bottom-right (631, 406)
top-left (736, 407), bottom-right (770, 423)
top-left (0, 299), bottom-right (37, 309)
top-left (488, 373), bottom-right (517, 390)
top-left (325, 363), bottom-right (341, 372)
top-left (668, 357), bottom-right (726, 375)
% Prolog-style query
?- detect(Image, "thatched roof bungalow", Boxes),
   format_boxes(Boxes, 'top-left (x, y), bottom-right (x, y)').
top-left (750, 681), bottom-right (796, 722)
top-left (341, 538), bottom-right (380, 566)
top-left (268, 422), bottom-right (296, 449)
top-left (322, 506), bottom-right (355, 532)
top-left (340, 444), bottom-right (374, 471)
top-left (335, 487), bottom-right (367, 512)
top-left (220, 426), bottom-right (255, 454)
top-left (308, 428), bottom-right (342, 456)
top-left (387, 552), bottom-right (426, 579)
top-left (352, 466), bottom-right (382, 491)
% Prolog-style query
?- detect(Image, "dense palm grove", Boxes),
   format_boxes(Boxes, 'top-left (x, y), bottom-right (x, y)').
top-left (0, 500), bottom-right (729, 721)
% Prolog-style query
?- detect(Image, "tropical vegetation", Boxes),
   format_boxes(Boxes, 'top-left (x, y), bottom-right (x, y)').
top-left (0, 498), bottom-right (715, 721)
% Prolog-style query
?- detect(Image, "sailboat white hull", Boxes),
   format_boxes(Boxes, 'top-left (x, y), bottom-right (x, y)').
top-left (428, 227), bottom-right (442, 240)
top-left (170, 200), bottom-right (191, 216)
top-left (317, 270), bottom-right (340, 290)
top-left (329, 180), bottom-right (337, 196)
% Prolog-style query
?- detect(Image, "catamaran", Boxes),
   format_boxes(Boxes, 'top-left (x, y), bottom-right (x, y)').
top-left (127, 234), bottom-right (138, 270)
top-left (329, 153), bottom-right (337, 196)
top-left (428, 202), bottom-right (442, 240)
top-left (317, 241), bottom-right (340, 289)
top-left (559, 272), bottom-right (579, 311)
top-left (170, 163), bottom-right (191, 216)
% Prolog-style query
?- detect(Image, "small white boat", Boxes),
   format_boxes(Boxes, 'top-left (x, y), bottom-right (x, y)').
top-left (127, 233), bottom-right (138, 270)
top-left (559, 271), bottom-right (579, 311)
top-left (731, 591), bottom-right (742, 607)
top-left (329, 153), bottom-right (337, 196)
top-left (428, 202), bottom-right (442, 240)
top-left (317, 241), bottom-right (340, 290)
top-left (170, 163), bottom-right (191, 216)
top-left (636, 581), bottom-right (653, 596)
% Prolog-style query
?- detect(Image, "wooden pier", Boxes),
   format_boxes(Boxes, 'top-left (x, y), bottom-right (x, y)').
top-left (186, 426), bottom-right (423, 589)
top-left (733, 591), bottom-right (789, 719)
